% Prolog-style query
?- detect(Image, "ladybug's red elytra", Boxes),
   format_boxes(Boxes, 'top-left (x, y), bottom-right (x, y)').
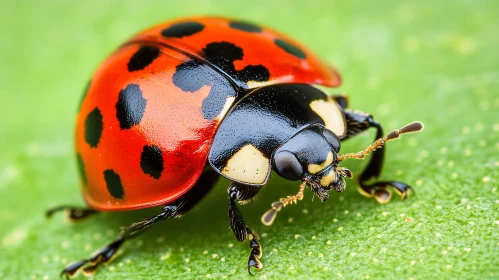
top-left (47, 17), bottom-right (424, 277)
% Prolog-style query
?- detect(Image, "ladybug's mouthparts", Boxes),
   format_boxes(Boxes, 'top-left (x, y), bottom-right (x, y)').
top-left (306, 166), bottom-right (353, 202)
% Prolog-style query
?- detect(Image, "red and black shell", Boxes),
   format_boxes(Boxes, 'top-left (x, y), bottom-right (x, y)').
top-left (76, 17), bottom-right (342, 211)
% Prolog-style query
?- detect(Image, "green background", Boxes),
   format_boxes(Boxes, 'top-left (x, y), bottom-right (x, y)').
top-left (1, 1), bottom-right (498, 279)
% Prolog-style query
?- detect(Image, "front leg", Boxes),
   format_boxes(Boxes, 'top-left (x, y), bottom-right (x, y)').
top-left (228, 183), bottom-right (263, 275)
top-left (343, 109), bottom-right (413, 203)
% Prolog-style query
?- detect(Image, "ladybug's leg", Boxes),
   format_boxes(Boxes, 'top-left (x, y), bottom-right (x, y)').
top-left (60, 168), bottom-right (218, 278)
top-left (228, 183), bottom-right (263, 275)
top-left (332, 94), bottom-right (349, 110)
top-left (60, 209), bottom-right (174, 278)
top-left (343, 110), bottom-right (413, 203)
top-left (45, 206), bottom-right (99, 222)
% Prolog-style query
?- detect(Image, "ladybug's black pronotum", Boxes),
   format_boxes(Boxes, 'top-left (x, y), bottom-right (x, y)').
top-left (46, 17), bottom-right (424, 278)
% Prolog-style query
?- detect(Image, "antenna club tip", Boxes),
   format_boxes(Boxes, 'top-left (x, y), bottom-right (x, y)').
top-left (261, 209), bottom-right (277, 226)
top-left (416, 121), bottom-right (425, 131)
top-left (400, 121), bottom-right (424, 134)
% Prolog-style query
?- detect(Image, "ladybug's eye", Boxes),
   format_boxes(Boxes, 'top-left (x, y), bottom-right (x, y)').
top-left (273, 151), bottom-right (303, 181)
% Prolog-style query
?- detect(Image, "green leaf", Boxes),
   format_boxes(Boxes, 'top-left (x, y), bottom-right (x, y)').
top-left (1, 1), bottom-right (498, 279)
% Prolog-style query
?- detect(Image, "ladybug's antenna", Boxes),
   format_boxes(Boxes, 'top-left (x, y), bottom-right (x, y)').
top-left (337, 121), bottom-right (424, 162)
top-left (261, 181), bottom-right (306, 226)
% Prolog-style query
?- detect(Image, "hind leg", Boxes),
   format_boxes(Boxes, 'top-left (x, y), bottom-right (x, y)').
top-left (58, 168), bottom-right (219, 278)
top-left (46, 206), bottom-right (99, 222)
top-left (343, 110), bottom-right (413, 203)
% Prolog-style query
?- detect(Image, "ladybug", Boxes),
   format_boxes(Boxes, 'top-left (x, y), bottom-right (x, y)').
top-left (47, 17), bottom-right (423, 277)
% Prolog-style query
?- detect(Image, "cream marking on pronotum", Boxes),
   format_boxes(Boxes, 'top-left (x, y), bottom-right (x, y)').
top-left (307, 151), bottom-right (334, 174)
top-left (309, 99), bottom-right (346, 137)
top-left (222, 144), bottom-right (269, 184)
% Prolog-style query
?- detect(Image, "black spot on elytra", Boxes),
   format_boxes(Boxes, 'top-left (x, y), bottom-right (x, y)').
top-left (76, 153), bottom-right (87, 186)
top-left (173, 59), bottom-right (236, 119)
top-left (115, 84), bottom-right (147, 129)
top-left (79, 80), bottom-right (91, 111)
top-left (228, 20), bottom-right (262, 33)
top-left (161, 22), bottom-right (204, 38)
top-left (202, 42), bottom-right (270, 84)
top-left (274, 38), bottom-right (307, 59)
top-left (140, 145), bottom-right (164, 179)
top-left (128, 45), bottom-right (160, 72)
top-left (172, 42), bottom-right (270, 119)
top-left (104, 169), bottom-right (124, 199)
top-left (236, 65), bottom-right (272, 83)
top-left (85, 107), bottom-right (103, 148)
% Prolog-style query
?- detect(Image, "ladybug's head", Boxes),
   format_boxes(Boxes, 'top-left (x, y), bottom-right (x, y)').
top-left (272, 125), bottom-right (352, 202)
top-left (273, 122), bottom-right (424, 202)
top-left (264, 121), bottom-right (424, 226)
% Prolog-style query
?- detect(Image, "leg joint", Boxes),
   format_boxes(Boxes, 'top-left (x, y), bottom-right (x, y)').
top-left (228, 183), bottom-right (261, 201)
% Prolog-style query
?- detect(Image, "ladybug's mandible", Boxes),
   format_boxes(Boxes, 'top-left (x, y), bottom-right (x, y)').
top-left (47, 17), bottom-right (423, 277)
